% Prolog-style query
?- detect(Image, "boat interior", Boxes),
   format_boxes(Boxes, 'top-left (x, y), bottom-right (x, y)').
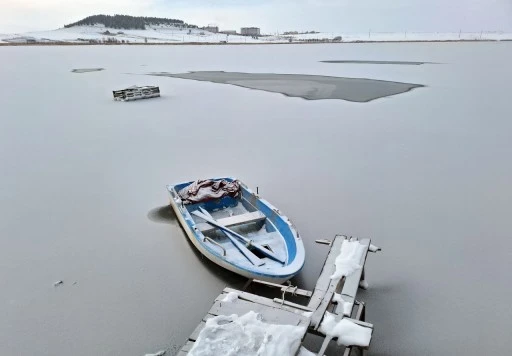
top-left (175, 185), bottom-right (289, 268)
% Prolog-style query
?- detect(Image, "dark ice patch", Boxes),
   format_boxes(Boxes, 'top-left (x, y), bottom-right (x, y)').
top-left (148, 71), bottom-right (424, 102)
top-left (147, 205), bottom-right (177, 224)
top-left (71, 68), bottom-right (105, 73)
top-left (320, 60), bottom-right (434, 65)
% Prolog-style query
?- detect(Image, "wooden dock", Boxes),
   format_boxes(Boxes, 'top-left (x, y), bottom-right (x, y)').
top-left (178, 235), bottom-right (380, 356)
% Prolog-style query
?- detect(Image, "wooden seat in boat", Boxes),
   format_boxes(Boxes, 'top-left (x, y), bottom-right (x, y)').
top-left (196, 211), bottom-right (266, 233)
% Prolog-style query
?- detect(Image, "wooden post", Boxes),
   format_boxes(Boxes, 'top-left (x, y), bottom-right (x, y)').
top-left (242, 278), bottom-right (253, 291)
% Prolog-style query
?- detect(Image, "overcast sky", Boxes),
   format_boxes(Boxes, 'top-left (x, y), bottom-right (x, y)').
top-left (1, 0), bottom-right (511, 33)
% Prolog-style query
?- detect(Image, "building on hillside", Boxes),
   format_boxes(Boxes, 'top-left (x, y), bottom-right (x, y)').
top-left (204, 26), bottom-right (219, 33)
top-left (221, 30), bottom-right (237, 35)
top-left (241, 27), bottom-right (261, 36)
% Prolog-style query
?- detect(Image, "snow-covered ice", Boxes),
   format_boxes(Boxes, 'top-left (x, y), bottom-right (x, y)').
top-left (330, 240), bottom-right (366, 280)
top-left (319, 312), bottom-right (372, 347)
top-left (188, 311), bottom-right (306, 356)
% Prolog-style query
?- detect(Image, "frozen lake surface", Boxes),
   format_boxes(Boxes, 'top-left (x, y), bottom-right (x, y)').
top-left (0, 42), bottom-right (511, 355)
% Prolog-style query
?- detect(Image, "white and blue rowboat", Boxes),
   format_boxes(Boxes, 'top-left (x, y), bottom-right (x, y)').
top-left (167, 178), bottom-right (305, 284)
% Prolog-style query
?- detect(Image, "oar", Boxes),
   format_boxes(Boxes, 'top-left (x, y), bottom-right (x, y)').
top-left (197, 207), bottom-right (265, 266)
top-left (191, 210), bottom-right (286, 264)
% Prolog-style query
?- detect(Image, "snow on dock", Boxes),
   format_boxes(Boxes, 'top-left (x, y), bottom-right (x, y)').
top-left (178, 235), bottom-right (380, 355)
top-left (188, 311), bottom-right (307, 356)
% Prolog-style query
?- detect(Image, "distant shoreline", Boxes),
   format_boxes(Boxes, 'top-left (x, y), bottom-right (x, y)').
top-left (1, 39), bottom-right (510, 47)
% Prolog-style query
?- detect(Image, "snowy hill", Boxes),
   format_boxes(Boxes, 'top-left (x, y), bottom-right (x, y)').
top-left (63, 14), bottom-right (189, 30)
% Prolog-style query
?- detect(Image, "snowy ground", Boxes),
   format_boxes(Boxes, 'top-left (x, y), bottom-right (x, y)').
top-left (0, 25), bottom-right (264, 44)
top-left (0, 43), bottom-right (511, 356)
top-left (287, 31), bottom-right (512, 42)
top-left (1, 25), bottom-right (511, 44)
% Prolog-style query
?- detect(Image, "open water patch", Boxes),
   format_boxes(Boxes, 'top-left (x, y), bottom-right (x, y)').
top-left (148, 71), bottom-right (424, 102)
top-left (147, 205), bottom-right (177, 224)
top-left (320, 60), bottom-right (435, 65)
top-left (71, 68), bottom-right (105, 73)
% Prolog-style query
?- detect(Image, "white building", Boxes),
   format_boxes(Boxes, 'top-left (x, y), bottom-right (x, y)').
top-left (241, 27), bottom-right (261, 36)
top-left (204, 26), bottom-right (219, 33)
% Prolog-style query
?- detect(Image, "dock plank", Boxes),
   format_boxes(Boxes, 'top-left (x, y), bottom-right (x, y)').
top-left (333, 239), bottom-right (371, 317)
top-left (309, 237), bottom-right (373, 329)
top-left (189, 321), bottom-right (206, 342)
top-left (307, 236), bottom-right (346, 311)
top-left (308, 235), bottom-right (347, 328)
top-left (310, 286), bottom-right (337, 329)
top-left (219, 287), bottom-right (311, 321)
top-left (341, 239), bottom-right (370, 298)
